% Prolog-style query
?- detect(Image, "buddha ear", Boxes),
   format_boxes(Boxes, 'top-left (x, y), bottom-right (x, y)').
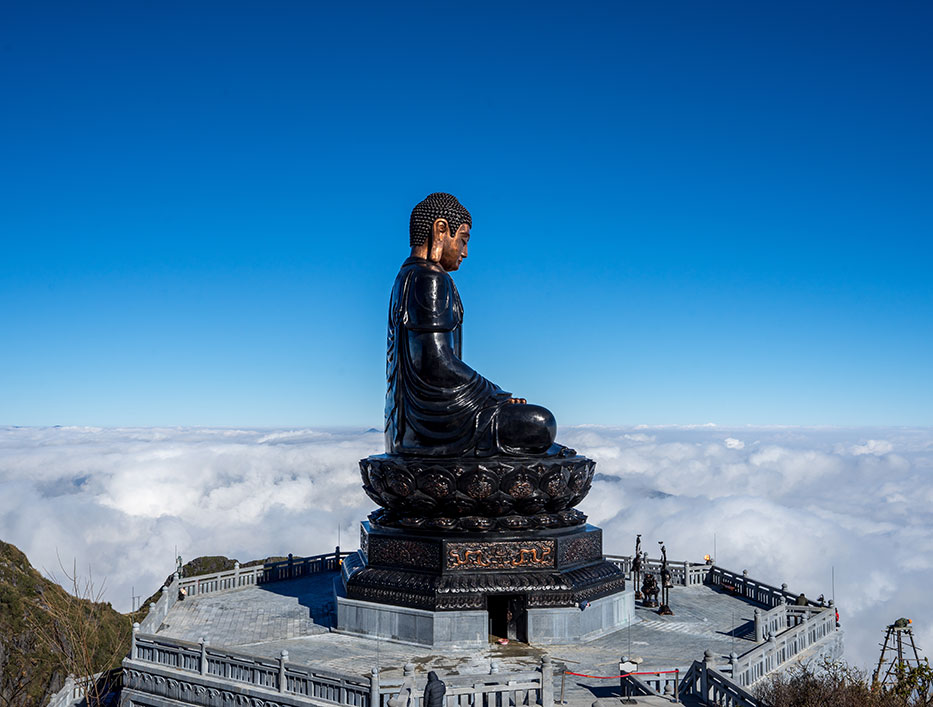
top-left (428, 219), bottom-right (449, 262)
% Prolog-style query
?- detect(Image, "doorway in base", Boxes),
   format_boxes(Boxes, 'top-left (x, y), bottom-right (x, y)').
top-left (487, 594), bottom-right (527, 643)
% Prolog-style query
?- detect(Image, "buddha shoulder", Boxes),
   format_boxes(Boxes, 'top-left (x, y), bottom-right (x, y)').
top-left (401, 263), bottom-right (459, 332)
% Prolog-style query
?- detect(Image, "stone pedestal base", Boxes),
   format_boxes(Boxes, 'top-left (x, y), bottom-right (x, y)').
top-left (335, 581), bottom-right (635, 647)
top-left (345, 521), bottom-right (625, 610)
top-left (527, 588), bottom-right (635, 644)
top-left (334, 519), bottom-right (633, 646)
top-left (334, 580), bottom-right (488, 648)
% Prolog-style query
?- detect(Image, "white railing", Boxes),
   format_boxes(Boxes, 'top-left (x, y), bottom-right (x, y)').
top-left (128, 630), bottom-right (552, 707)
top-left (679, 661), bottom-right (763, 707)
top-left (45, 669), bottom-right (121, 707)
top-left (46, 675), bottom-right (83, 707)
top-left (130, 632), bottom-right (372, 705)
top-left (605, 554), bottom-right (710, 586)
top-left (138, 575), bottom-right (179, 633)
top-left (399, 667), bottom-right (547, 707)
top-left (177, 549), bottom-right (350, 598)
top-left (707, 566), bottom-right (822, 608)
top-left (138, 549), bottom-right (351, 635)
top-left (733, 606), bottom-right (838, 687)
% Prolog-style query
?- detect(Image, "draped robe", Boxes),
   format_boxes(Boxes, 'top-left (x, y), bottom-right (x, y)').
top-left (385, 257), bottom-right (511, 456)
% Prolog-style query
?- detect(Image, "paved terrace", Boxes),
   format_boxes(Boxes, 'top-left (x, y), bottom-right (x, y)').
top-left (153, 572), bottom-right (767, 705)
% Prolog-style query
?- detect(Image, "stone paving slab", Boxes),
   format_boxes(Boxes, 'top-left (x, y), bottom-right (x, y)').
top-left (156, 573), bottom-right (334, 646)
top-left (155, 573), bottom-right (764, 706)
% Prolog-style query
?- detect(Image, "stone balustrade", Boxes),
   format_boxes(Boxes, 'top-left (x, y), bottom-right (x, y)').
top-left (707, 566), bottom-right (823, 608)
top-left (127, 631), bottom-right (373, 706)
top-left (177, 548), bottom-right (351, 598)
top-left (138, 574), bottom-right (180, 633)
top-left (679, 659), bottom-right (763, 707)
top-left (624, 669), bottom-right (683, 700)
top-left (730, 604), bottom-right (840, 687)
top-left (126, 629), bottom-right (551, 707)
top-left (604, 554), bottom-right (709, 586)
top-left (754, 603), bottom-right (785, 641)
top-left (45, 669), bottom-right (121, 707)
top-left (400, 668), bottom-right (546, 707)
top-left (138, 550), bottom-right (351, 633)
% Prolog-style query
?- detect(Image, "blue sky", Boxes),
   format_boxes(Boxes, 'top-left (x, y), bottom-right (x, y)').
top-left (1, 1), bottom-right (930, 427)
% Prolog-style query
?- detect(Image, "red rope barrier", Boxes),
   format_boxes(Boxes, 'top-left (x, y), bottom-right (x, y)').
top-left (563, 669), bottom-right (680, 680)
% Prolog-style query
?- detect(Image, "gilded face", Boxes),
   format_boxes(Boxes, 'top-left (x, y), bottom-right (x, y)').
top-left (439, 223), bottom-right (470, 272)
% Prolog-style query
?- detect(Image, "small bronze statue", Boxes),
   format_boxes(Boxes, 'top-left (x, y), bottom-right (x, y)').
top-left (641, 572), bottom-right (659, 608)
top-left (658, 542), bottom-right (673, 616)
top-left (632, 534), bottom-right (644, 600)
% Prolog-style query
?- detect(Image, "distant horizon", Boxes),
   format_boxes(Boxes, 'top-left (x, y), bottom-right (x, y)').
top-left (5, 421), bottom-right (933, 430)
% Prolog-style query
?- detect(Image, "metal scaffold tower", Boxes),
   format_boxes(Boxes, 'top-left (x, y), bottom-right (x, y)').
top-left (873, 618), bottom-right (925, 688)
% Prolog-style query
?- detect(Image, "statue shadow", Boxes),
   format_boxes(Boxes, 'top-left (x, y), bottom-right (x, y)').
top-left (256, 572), bottom-right (339, 628)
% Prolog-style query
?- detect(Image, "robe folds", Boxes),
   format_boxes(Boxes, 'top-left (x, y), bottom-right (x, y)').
top-left (385, 257), bottom-right (511, 456)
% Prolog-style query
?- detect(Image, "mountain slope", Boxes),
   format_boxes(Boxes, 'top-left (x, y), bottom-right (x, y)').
top-left (0, 540), bottom-right (130, 707)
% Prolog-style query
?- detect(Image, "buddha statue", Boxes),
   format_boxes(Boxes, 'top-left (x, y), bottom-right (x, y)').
top-left (385, 192), bottom-right (557, 457)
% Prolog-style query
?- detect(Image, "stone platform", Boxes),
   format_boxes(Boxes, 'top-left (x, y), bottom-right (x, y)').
top-left (148, 570), bottom-right (813, 707)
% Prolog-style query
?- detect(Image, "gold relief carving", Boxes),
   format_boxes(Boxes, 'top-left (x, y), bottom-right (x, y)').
top-left (446, 540), bottom-right (555, 570)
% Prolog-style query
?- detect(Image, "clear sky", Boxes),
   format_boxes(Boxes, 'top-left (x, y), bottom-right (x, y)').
top-left (1, 1), bottom-right (930, 427)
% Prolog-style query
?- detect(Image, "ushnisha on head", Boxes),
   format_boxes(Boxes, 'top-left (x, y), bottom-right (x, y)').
top-left (409, 193), bottom-right (472, 272)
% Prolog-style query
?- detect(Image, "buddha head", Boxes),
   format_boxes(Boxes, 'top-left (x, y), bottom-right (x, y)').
top-left (409, 193), bottom-right (472, 271)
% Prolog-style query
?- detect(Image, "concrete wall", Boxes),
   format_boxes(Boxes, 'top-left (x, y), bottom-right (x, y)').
top-left (527, 588), bottom-right (635, 644)
top-left (336, 595), bottom-right (488, 648)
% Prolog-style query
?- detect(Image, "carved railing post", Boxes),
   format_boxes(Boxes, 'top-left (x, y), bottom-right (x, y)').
top-left (234, 561), bottom-right (240, 587)
top-left (541, 655), bottom-right (553, 707)
top-left (131, 622), bottom-right (139, 659)
top-left (702, 650), bottom-right (715, 698)
top-left (754, 608), bottom-right (764, 642)
top-left (279, 650), bottom-right (288, 693)
top-left (199, 637), bottom-right (207, 675)
top-left (404, 663), bottom-right (415, 678)
top-left (371, 666), bottom-right (380, 707)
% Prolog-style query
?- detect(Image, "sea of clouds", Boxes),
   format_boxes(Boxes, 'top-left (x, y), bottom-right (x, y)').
top-left (1, 424), bottom-right (931, 670)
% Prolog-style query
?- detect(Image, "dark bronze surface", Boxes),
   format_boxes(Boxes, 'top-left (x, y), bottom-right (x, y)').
top-left (343, 523), bottom-right (625, 611)
top-left (360, 452), bottom-right (594, 528)
top-left (366, 535), bottom-right (443, 571)
top-left (642, 572), bottom-right (660, 608)
top-left (556, 529), bottom-right (604, 567)
top-left (385, 193), bottom-right (558, 458)
top-left (347, 522), bottom-right (622, 610)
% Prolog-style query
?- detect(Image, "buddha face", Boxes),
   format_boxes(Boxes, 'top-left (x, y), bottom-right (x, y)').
top-left (436, 221), bottom-right (471, 272)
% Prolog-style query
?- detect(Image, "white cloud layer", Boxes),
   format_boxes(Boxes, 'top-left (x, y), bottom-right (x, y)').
top-left (2, 425), bottom-right (932, 670)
